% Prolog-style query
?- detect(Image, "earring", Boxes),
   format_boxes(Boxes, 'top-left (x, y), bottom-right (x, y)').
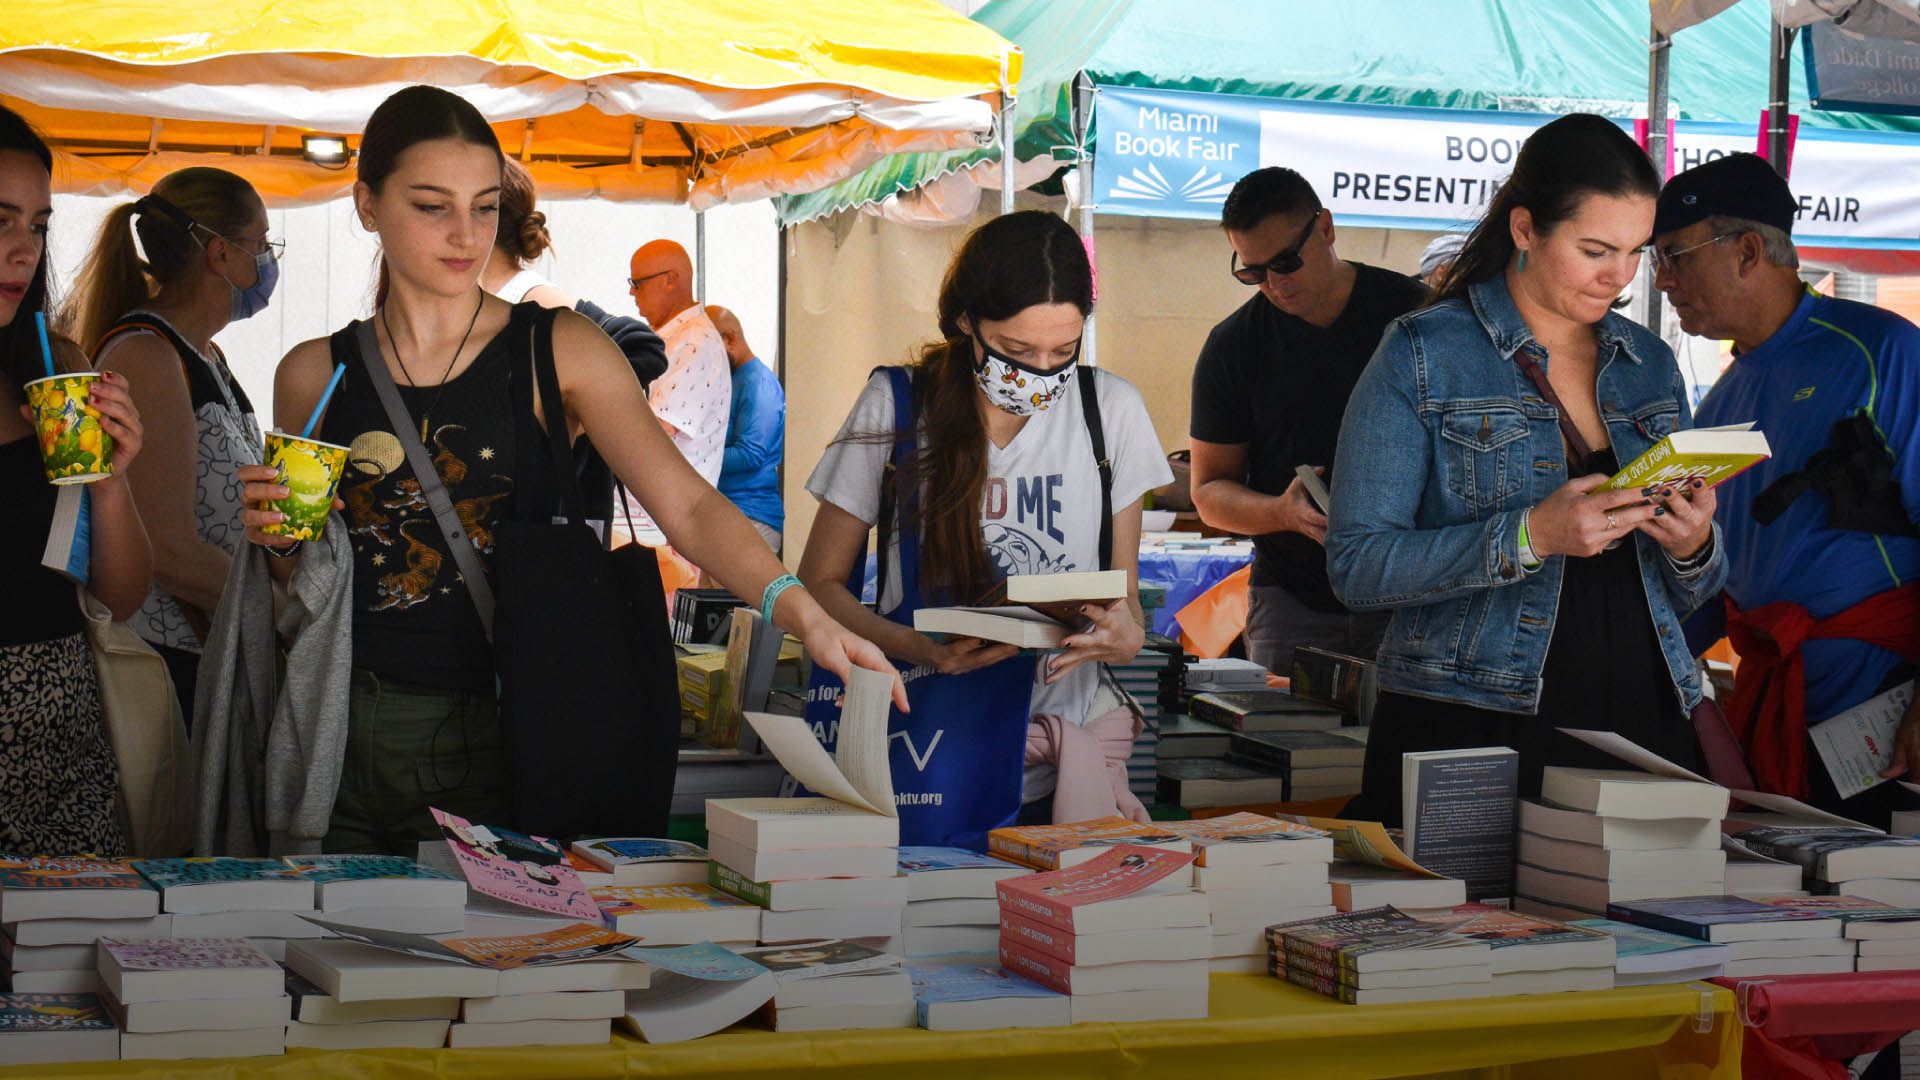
top-left (1517, 249), bottom-right (1528, 273)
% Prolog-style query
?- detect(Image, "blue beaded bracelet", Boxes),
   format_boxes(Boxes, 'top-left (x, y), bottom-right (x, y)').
top-left (761, 573), bottom-right (803, 625)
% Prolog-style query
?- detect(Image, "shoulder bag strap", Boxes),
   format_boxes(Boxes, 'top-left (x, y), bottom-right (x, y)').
top-left (351, 317), bottom-right (497, 639)
top-left (1508, 349), bottom-right (1596, 469)
top-left (870, 366), bottom-right (917, 612)
top-left (1077, 365), bottom-right (1113, 571)
top-left (525, 307), bottom-right (585, 523)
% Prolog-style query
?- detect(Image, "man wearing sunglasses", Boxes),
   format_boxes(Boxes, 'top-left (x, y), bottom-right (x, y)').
top-left (620, 238), bottom-right (732, 543)
top-left (1654, 153), bottom-right (1920, 836)
top-left (1189, 167), bottom-right (1426, 675)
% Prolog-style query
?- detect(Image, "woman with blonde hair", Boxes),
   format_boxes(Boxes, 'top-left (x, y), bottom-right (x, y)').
top-left (66, 166), bottom-right (274, 717)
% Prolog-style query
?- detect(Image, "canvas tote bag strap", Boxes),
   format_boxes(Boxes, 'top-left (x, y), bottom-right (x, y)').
top-left (351, 317), bottom-right (496, 638)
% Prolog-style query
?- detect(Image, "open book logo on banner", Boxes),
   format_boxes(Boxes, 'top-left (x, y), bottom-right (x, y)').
top-left (1106, 162), bottom-right (1237, 206)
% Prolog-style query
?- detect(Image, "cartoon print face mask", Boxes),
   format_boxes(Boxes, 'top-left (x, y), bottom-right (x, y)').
top-left (970, 331), bottom-right (1079, 416)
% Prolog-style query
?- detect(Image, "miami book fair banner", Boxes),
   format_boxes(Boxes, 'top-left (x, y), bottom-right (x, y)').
top-left (1090, 85), bottom-right (1920, 250)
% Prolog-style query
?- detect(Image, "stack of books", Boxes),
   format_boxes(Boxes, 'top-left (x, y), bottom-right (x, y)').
top-left (1568, 919), bottom-right (1730, 986)
top-left (1228, 729), bottom-right (1366, 803)
top-left (1267, 906), bottom-right (1492, 1005)
top-left (995, 845), bottom-right (1210, 1023)
top-left (1156, 813), bottom-right (1334, 972)
top-left (0, 857), bottom-right (165, 995)
top-left (0, 991), bottom-right (120, 1065)
top-left (284, 855), bottom-right (467, 934)
top-left (897, 848), bottom-right (1031, 958)
top-left (284, 969), bottom-right (456, 1050)
top-left (1744, 895), bottom-right (1920, 973)
top-left (988, 818), bottom-right (1192, 872)
top-left (451, 948), bottom-right (648, 1048)
top-left (136, 857), bottom-right (319, 965)
top-left (1606, 896), bottom-right (1845, 976)
top-left (1328, 863), bottom-right (1466, 912)
top-left (620, 942), bottom-right (777, 1044)
top-left (1514, 765), bottom-right (1728, 918)
top-left (737, 939), bottom-right (914, 1031)
top-left (705, 798), bottom-right (903, 946)
top-left (570, 838), bottom-right (710, 888)
top-left (1155, 757), bottom-right (1288, 809)
top-left (906, 954), bottom-right (1069, 1032)
top-left (98, 937), bottom-right (286, 1060)
top-left (1728, 817), bottom-right (1920, 907)
top-left (1423, 904), bottom-right (1615, 993)
top-left (1154, 715), bottom-right (1233, 762)
top-left (1115, 639), bottom-right (1180, 801)
top-left (1723, 837), bottom-right (1806, 896)
top-left (1289, 646), bottom-right (1374, 725)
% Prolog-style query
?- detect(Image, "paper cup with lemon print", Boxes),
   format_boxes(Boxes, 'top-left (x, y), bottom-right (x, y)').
top-left (260, 431), bottom-right (349, 541)
top-left (24, 373), bottom-right (114, 484)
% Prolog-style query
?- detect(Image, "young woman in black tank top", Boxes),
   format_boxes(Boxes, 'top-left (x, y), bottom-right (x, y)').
top-left (235, 86), bottom-right (904, 855)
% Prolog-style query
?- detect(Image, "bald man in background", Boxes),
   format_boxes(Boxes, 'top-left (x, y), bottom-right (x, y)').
top-left (623, 240), bottom-right (731, 541)
top-left (708, 305), bottom-right (784, 555)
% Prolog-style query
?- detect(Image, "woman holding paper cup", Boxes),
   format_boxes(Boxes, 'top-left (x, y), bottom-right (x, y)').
top-left (1325, 114), bottom-right (1726, 825)
top-left (66, 167), bottom-right (275, 717)
top-left (236, 85), bottom-right (900, 854)
top-left (0, 104), bottom-right (151, 854)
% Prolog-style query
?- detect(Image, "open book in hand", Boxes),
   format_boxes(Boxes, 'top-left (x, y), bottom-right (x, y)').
top-left (1597, 422), bottom-right (1771, 492)
top-left (743, 664), bottom-right (897, 818)
top-left (913, 569), bottom-right (1128, 648)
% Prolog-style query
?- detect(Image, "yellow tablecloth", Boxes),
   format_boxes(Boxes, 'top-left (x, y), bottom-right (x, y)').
top-left (4, 976), bottom-right (1739, 1080)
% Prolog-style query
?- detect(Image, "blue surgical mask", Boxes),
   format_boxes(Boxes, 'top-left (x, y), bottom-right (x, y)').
top-left (226, 247), bottom-right (278, 321)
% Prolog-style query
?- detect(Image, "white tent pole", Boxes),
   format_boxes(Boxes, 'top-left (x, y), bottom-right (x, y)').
top-left (999, 93), bottom-right (1017, 216)
top-left (694, 209), bottom-right (707, 300)
top-left (1643, 22), bottom-right (1672, 338)
top-left (1073, 72), bottom-right (1097, 367)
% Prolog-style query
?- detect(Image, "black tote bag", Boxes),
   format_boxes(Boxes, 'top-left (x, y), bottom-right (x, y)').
top-left (490, 309), bottom-right (680, 839)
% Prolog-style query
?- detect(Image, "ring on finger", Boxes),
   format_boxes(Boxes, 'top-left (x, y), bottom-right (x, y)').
top-left (1604, 510), bottom-right (1617, 530)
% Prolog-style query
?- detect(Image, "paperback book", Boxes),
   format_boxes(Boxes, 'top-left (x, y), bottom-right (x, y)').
top-left (1596, 423), bottom-right (1771, 492)
top-left (995, 845), bottom-right (1202, 934)
top-left (570, 839), bottom-right (711, 887)
top-left (898, 847), bottom-right (1032, 901)
top-left (302, 916), bottom-right (639, 970)
top-left (430, 808), bottom-right (601, 922)
top-left (987, 817), bottom-right (1190, 870)
top-left (0, 857), bottom-right (158, 921)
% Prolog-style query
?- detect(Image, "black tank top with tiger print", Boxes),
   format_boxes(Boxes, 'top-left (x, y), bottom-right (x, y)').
top-left (319, 302), bottom-right (554, 691)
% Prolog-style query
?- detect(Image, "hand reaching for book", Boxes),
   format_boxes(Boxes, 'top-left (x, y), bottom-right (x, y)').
top-left (1880, 693), bottom-right (1920, 781)
top-left (805, 620), bottom-right (910, 711)
top-left (1046, 599), bottom-right (1145, 685)
top-left (1277, 468), bottom-right (1329, 544)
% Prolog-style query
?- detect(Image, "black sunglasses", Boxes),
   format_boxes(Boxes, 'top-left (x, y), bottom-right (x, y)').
top-left (1230, 209), bottom-right (1322, 284)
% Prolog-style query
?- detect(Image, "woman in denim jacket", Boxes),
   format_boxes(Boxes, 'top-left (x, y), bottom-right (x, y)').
top-left (1326, 115), bottom-right (1727, 823)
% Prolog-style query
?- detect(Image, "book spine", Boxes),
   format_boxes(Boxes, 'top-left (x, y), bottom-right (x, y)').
top-left (997, 911), bottom-right (1077, 964)
top-left (994, 884), bottom-right (1074, 931)
top-left (1604, 906), bottom-right (1711, 942)
top-left (1277, 934), bottom-right (1358, 974)
top-left (1286, 950), bottom-right (1358, 986)
top-left (997, 939), bottom-right (1072, 994)
top-left (1225, 744), bottom-right (1294, 773)
top-left (1188, 699), bottom-right (1244, 732)
top-left (706, 862), bottom-right (773, 909)
top-left (1279, 959), bottom-right (1356, 1003)
top-left (987, 833), bottom-right (1028, 867)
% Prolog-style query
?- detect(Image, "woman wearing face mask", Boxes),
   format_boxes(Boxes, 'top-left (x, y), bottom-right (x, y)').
top-left (67, 168), bottom-right (274, 718)
top-left (1325, 114), bottom-right (1726, 824)
top-left (235, 86), bottom-right (899, 854)
top-left (799, 211), bottom-right (1172, 843)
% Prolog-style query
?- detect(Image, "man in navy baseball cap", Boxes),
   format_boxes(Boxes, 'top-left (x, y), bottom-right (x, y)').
top-left (1658, 152), bottom-right (1920, 853)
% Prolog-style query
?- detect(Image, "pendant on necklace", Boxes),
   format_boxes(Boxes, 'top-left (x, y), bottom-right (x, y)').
top-left (421, 414), bottom-right (429, 443)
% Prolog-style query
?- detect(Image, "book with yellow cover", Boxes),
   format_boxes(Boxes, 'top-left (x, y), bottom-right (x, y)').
top-left (1598, 423), bottom-right (1771, 492)
top-left (590, 884), bottom-right (761, 943)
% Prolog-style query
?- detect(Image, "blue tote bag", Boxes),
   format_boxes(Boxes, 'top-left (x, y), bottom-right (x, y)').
top-left (800, 368), bottom-right (1037, 851)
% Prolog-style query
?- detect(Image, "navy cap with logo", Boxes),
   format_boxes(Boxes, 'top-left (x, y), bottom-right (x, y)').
top-left (1654, 152), bottom-right (1799, 239)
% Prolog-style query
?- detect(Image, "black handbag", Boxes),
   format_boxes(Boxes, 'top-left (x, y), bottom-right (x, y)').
top-left (488, 308), bottom-right (681, 839)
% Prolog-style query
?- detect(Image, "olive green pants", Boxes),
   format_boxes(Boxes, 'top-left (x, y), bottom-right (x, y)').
top-left (325, 668), bottom-right (513, 855)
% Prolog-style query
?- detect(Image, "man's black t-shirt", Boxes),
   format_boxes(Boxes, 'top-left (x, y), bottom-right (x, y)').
top-left (1189, 262), bottom-right (1427, 611)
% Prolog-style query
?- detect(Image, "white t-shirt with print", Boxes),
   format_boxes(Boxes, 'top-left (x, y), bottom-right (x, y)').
top-left (807, 366), bottom-right (1173, 797)
top-left (627, 304), bottom-right (731, 538)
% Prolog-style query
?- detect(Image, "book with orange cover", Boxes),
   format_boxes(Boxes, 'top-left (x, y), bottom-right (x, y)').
top-left (987, 818), bottom-right (1191, 871)
top-left (1154, 813), bottom-right (1332, 867)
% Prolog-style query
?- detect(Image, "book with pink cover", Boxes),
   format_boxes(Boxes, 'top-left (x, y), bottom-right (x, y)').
top-left (301, 917), bottom-right (638, 970)
top-left (430, 807), bottom-right (601, 922)
top-left (995, 845), bottom-right (1201, 933)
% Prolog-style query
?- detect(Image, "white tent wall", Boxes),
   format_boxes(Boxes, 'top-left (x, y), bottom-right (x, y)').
top-left (45, 194), bottom-right (780, 440)
top-left (780, 203), bottom-right (1434, 560)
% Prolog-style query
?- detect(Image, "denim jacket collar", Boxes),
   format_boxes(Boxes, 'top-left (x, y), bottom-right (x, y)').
top-left (1466, 273), bottom-right (1647, 367)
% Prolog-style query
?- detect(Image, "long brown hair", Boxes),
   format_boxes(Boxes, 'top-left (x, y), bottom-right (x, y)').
top-left (886, 210), bottom-right (1093, 600)
top-left (65, 167), bottom-right (259, 351)
top-left (0, 105), bottom-right (57, 390)
top-left (1434, 113), bottom-right (1660, 305)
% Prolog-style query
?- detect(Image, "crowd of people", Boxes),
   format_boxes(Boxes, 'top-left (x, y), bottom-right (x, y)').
top-left (4, 86), bottom-right (1918, 871)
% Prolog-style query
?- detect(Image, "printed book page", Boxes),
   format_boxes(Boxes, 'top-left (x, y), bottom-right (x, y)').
top-left (744, 664), bottom-right (896, 817)
top-left (1280, 815), bottom-right (1439, 878)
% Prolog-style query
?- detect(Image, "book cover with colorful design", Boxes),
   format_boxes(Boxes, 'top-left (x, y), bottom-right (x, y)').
top-left (1155, 813), bottom-right (1329, 859)
top-left (995, 844), bottom-right (1195, 928)
top-left (987, 818), bottom-right (1184, 870)
top-left (1568, 918), bottom-right (1730, 960)
top-left (98, 937), bottom-right (277, 972)
top-left (1743, 894), bottom-right (1920, 926)
top-left (898, 847), bottom-right (1016, 874)
top-left (282, 855), bottom-right (457, 884)
top-left (591, 883), bottom-right (756, 917)
top-left (1421, 903), bottom-right (1611, 949)
top-left (572, 838), bottom-right (708, 871)
top-left (0, 993), bottom-right (114, 1033)
top-left (302, 916), bottom-right (637, 970)
top-left (909, 955), bottom-right (1064, 1004)
top-left (735, 939), bottom-right (898, 981)
top-left (1604, 896), bottom-right (1838, 940)
top-left (0, 857), bottom-right (149, 891)
top-left (1597, 424), bottom-right (1771, 492)
top-left (131, 857), bottom-right (307, 889)
top-left (629, 942), bottom-right (769, 982)
top-left (429, 807), bottom-right (600, 922)
top-left (1264, 906), bottom-right (1469, 969)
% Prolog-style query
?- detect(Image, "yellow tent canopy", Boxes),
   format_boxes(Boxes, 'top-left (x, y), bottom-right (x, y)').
top-left (1, 0), bottom-right (1020, 206)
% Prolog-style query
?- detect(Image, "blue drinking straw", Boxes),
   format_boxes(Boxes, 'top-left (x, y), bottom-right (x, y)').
top-left (301, 363), bottom-right (347, 439)
top-left (32, 311), bottom-right (55, 379)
